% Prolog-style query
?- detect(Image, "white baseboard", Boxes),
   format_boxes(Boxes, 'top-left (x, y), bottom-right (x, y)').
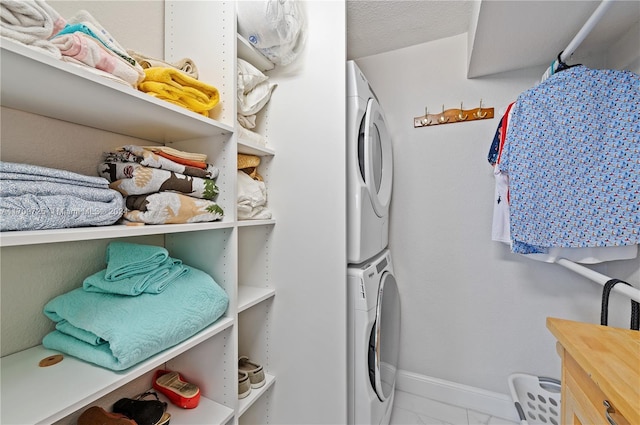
top-left (395, 370), bottom-right (520, 422)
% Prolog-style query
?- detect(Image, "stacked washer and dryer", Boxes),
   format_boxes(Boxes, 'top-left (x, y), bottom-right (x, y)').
top-left (346, 61), bottom-right (401, 425)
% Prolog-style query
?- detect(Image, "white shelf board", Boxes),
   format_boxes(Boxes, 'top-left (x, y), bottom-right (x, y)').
top-left (238, 138), bottom-right (276, 156)
top-left (236, 219), bottom-right (276, 228)
top-left (0, 318), bottom-right (233, 425)
top-left (0, 39), bottom-right (232, 143)
top-left (157, 392), bottom-right (234, 425)
top-left (237, 34), bottom-right (275, 72)
top-left (0, 221), bottom-right (234, 247)
top-left (238, 373), bottom-right (276, 416)
top-left (238, 285), bottom-right (276, 313)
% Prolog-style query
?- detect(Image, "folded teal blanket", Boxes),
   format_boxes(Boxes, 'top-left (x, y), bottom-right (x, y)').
top-left (105, 242), bottom-right (169, 281)
top-left (55, 319), bottom-right (106, 346)
top-left (42, 266), bottom-right (229, 371)
top-left (84, 258), bottom-right (187, 296)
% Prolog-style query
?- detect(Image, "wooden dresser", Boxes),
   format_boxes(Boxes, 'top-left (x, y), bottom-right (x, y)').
top-left (547, 317), bottom-right (640, 425)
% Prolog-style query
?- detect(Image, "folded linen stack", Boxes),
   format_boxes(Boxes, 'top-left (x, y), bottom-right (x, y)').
top-left (236, 59), bottom-right (276, 146)
top-left (0, 161), bottom-right (124, 231)
top-left (0, 0), bottom-right (66, 58)
top-left (237, 154), bottom-right (272, 220)
top-left (42, 242), bottom-right (229, 371)
top-left (128, 49), bottom-right (199, 79)
top-left (49, 10), bottom-right (145, 87)
top-left (138, 67), bottom-right (220, 117)
top-left (98, 145), bottom-right (223, 225)
top-left (83, 242), bottom-right (188, 296)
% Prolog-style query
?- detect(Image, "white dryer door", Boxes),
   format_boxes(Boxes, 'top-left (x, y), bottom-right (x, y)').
top-left (360, 97), bottom-right (393, 217)
top-left (368, 272), bottom-right (401, 402)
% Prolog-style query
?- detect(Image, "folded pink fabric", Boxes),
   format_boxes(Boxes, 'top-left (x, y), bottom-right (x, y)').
top-left (51, 32), bottom-right (144, 87)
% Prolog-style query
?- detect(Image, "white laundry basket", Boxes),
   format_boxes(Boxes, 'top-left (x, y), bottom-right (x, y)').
top-left (508, 373), bottom-right (561, 425)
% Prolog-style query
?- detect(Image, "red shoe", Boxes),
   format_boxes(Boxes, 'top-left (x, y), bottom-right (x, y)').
top-left (153, 369), bottom-right (201, 409)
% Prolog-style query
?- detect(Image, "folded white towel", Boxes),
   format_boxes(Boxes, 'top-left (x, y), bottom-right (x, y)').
top-left (0, 0), bottom-right (65, 58)
top-left (237, 170), bottom-right (272, 220)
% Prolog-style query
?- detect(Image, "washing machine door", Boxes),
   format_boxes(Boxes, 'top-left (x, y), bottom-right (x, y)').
top-left (368, 272), bottom-right (401, 402)
top-left (359, 97), bottom-right (393, 217)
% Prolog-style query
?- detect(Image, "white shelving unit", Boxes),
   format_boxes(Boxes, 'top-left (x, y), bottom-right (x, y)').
top-left (1, 39), bottom-right (233, 142)
top-left (238, 373), bottom-right (276, 416)
top-left (239, 285), bottom-right (276, 313)
top-left (0, 320), bottom-right (233, 424)
top-left (1, 1), bottom-right (347, 424)
top-left (0, 1), bottom-right (272, 423)
top-left (237, 34), bottom-right (275, 73)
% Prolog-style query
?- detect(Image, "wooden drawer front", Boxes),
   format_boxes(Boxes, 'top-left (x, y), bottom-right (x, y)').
top-left (565, 353), bottom-right (631, 425)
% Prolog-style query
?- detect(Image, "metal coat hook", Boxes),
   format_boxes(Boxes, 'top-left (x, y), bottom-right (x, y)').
top-left (474, 99), bottom-right (488, 119)
top-left (413, 100), bottom-right (494, 128)
top-left (457, 102), bottom-right (468, 121)
top-left (438, 104), bottom-right (449, 123)
top-left (420, 106), bottom-right (432, 126)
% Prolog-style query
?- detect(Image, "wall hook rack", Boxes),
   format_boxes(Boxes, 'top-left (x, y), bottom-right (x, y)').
top-left (414, 99), bottom-right (494, 128)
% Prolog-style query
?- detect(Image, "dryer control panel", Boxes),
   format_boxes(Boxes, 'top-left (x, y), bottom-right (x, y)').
top-left (348, 250), bottom-right (393, 312)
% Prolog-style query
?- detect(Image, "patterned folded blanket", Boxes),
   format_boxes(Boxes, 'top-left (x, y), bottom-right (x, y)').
top-left (104, 145), bottom-right (219, 180)
top-left (143, 146), bottom-right (207, 162)
top-left (124, 192), bottom-right (223, 224)
top-left (51, 32), bottom-right (144, 87)
top-left (65, 10), bottom-right (137, 67)
top-left (43, 265), bottom-right (229, 371)
top-left (98, 162), bottom-right (219, 200)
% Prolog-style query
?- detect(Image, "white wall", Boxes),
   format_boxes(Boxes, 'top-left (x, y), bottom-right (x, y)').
top-left (356, 33), bottom-right (640, 395)
top-left (50, 1), bottom-right (164, 56)
top-left (608, 20), bottom-right (640, 73)
top-left (250, 1), bottom-right (348, 423)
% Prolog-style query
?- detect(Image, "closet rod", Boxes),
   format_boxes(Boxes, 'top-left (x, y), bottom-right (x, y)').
top-left (560, 0), bottom-right (616, 62)
top-left (542, 0), bottom-right (616, 80)
top-left (555, 258), bottom-right (640, 304)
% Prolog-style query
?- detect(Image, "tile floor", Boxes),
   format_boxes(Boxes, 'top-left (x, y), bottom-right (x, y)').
top-left (390, 389), bottom-right (520, 425)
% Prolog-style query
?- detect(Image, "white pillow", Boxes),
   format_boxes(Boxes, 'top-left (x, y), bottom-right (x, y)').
top-left (237, 58), bottom-right (268, 94)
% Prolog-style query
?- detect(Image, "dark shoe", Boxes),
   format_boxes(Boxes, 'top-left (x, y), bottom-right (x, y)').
top-left (78, 406), bottom-right (137, 425)
top-left (113, 391), bottom-right (170, 425)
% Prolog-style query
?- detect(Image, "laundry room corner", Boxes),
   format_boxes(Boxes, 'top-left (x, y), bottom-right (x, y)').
top-left (353, 30), bottom-right (639, 409)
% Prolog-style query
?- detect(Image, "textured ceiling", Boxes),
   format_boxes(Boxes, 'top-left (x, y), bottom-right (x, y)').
top-left (346, 0), bottom-right (474, 60)
top-left (347, 0), bottom-right (640, 77)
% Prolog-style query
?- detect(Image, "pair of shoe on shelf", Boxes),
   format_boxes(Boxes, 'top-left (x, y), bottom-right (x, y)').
top-left (238, 355), bottom-right (266, 399)
top-left (78, 392), bottom-right (170, 425)
top-left (77, 370), bottom-right (199, 425)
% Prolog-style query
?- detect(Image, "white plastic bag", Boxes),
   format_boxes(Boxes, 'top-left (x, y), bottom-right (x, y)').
top-left (237, 0), bottom-right (306, 66)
